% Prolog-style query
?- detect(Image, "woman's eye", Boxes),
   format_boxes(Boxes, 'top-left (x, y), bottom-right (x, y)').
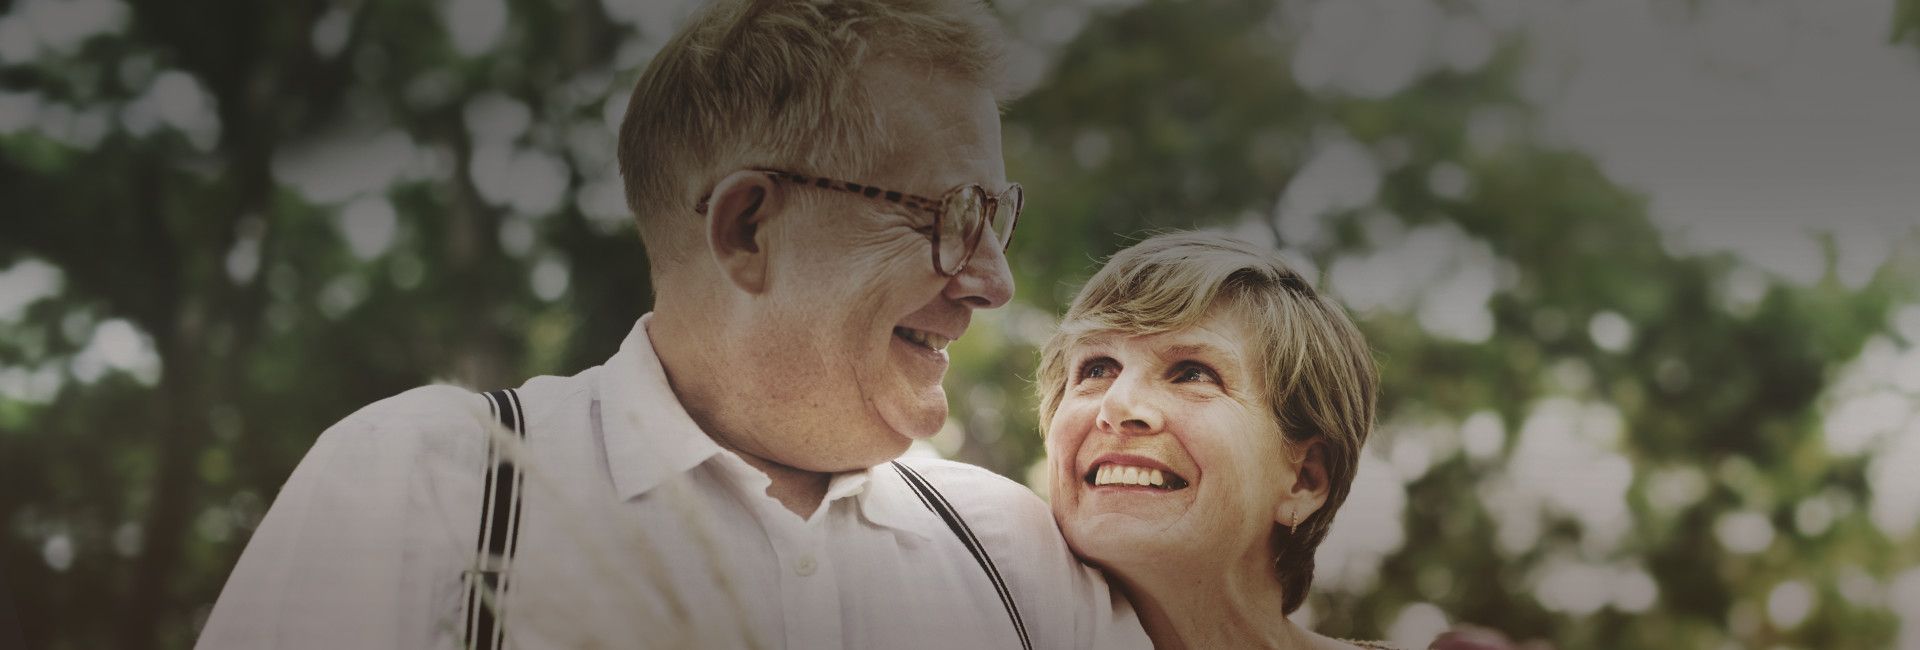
top-left (1172, 363), bottom-right (1219, 384)
top-left (1077, 358), bottom-right (1117, 381)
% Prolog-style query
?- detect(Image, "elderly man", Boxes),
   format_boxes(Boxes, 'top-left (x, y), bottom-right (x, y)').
top-left (198, 0), bottom-right (1145, 648)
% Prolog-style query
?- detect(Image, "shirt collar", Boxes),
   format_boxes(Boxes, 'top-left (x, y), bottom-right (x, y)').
top-left (599, 313), bottom-right (726, 501)
top-left (598, 314), bottom-right (936, 541)
top-left (853, 455), bottom-right (942, 542)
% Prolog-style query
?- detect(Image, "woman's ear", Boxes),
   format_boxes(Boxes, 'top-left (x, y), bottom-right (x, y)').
top-left (1274, 438), bottom-right (1331, 528)
top-left (705, 170), bottom-right (782, 293)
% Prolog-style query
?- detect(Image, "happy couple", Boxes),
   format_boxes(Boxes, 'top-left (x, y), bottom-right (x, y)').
top-left (199, 0), bottom-right (1409, 648)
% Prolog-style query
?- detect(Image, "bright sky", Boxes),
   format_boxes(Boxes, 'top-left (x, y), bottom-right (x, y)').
top-left (1522, 0), bottom-right (1920, 285)
top-left (1289, 0), bottom-right (1920, 285)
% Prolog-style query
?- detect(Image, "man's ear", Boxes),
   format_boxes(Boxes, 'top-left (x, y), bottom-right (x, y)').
top-left (704, 170), bottom-right (782, 293)
top-left (1274, 438), bottom-right (1331, 527)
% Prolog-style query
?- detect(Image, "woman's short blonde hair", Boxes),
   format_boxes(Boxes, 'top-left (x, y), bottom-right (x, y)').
top-left (616, 0), bottom-right (1010, 274)
top-left (1035, 231), bottom-right (1378, 614)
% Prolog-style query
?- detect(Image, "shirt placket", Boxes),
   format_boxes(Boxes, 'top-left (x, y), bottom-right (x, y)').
top-left (769, 516), bottom-right (843, 649)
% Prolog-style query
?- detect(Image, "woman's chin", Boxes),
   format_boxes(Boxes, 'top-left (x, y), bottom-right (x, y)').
top-left (1062, 512), bottom-right (1190, 573)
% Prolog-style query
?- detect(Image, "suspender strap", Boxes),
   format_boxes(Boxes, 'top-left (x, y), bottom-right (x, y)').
top-left (890, 461), bottom-right (1033, 650)
top-left (464, 389), bottom-right (528, 650)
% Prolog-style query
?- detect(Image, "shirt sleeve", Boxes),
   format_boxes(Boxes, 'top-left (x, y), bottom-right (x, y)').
top-left (197, 388), bottom-right (485, 650)
top-left (906, 459), bottom-right (1154, 650)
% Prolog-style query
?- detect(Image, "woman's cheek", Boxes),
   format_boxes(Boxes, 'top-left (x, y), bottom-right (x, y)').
top-left (1044, 408), bottom-right (1080, 489)
top-left (1049, 402), bottom-right (1100, 482)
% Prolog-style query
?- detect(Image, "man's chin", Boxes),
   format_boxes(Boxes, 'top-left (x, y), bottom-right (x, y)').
top-left (875, 377), bottom-right (948, 437)
top-left (879, 392), bottom-right (948, 442)
top-left (801, 430), bottom-right (915, 472)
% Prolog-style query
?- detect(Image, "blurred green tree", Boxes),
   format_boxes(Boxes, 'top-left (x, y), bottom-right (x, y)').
top-left (1, 0), bottom-right (649, 645)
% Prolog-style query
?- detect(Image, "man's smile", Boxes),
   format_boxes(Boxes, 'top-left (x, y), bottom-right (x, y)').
top-left (892, 326), bottom-right (953, 352)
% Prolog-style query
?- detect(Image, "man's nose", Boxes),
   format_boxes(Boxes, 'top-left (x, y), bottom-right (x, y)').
top-left (942, 230), bottom-right (1014, 309)
top-left (1096, 373), bottom-right (1164, 436)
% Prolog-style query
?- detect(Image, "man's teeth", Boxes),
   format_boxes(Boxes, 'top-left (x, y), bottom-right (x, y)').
top-left (896, 327), bottom-right (952, 351)
top-left (1091, 464), bottom-right (1181, 489)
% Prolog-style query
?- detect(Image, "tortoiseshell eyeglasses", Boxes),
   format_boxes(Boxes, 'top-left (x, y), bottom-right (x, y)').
top-left (695, 169), bottom-right (1023, 277)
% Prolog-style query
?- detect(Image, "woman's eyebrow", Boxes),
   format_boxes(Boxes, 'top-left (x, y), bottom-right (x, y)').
top-left (1160, 342), bottom-right (1231, 361)
top-left (1071, 333), bottom-right (1116, 351)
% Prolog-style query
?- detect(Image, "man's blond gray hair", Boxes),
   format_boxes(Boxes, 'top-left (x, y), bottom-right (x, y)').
top-left (616, 0), bottom-right (1011, 276)
top-left (1034, 231), bottom-right (1379, 616)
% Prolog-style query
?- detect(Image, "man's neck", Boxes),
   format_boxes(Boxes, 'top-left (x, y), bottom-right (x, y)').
top-left (726, 447), bottom-right (833, 518)
top-left (648, 311), bottom-right (831, 518)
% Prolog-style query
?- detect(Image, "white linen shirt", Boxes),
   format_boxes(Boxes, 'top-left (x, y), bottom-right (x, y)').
top-left (198, 315), bottom-right (1148, 649)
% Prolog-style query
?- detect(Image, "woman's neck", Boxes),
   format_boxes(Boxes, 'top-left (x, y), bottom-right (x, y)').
top-left (1110, 555), bottom-right (1318, 650)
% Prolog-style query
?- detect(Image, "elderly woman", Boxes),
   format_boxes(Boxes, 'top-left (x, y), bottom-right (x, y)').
top-left (1036, 231), bottom-right (1387, 649)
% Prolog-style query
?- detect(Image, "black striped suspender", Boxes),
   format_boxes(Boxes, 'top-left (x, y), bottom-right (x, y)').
top-left (890, 461), bottom-right (1033, 650)
top-left (464, 389), bottom-right (528, 650)
top-left (453, 396), bottom-right (1023, 649)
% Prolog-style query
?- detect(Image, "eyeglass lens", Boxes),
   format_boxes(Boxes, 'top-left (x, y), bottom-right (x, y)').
top-left (988, 185), bottom-right (1022, 252)
top-left (937, 186), bottom-right (986, 275)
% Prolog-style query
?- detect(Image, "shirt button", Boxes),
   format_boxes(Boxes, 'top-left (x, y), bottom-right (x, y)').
top-left (793, 554), bottom-right (817, 577)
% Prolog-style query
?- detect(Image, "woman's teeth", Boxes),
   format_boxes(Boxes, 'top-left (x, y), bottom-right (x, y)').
top-left (895, 327), bottom-right (952, 352)
top-left (1089, 464), bottom-right (1187, 490)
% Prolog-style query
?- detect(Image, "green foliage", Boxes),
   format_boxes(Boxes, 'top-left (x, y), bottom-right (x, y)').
top-left (2, 0), bottom-right (1916, 648)
top-left (1897, 0), bottom-right (1920, 44)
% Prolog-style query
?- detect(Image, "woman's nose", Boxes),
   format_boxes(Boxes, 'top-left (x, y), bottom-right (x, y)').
top-left (1096, 374), bottom-right (1164, 436)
